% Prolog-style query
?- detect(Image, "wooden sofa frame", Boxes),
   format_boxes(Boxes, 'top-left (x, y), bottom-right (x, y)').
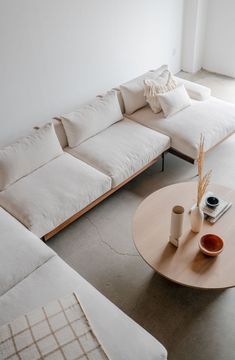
top-left (43, 153), bottom-right (165, 241)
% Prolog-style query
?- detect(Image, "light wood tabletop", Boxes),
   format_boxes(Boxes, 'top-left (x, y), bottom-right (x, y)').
top-left (133, 182), bottom-right (235, 289)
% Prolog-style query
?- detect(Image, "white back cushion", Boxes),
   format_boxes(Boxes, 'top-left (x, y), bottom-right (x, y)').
top-left (53, 118), bottom-right (68, 148)
top-left (158, 85), bottom-right (192, 117)
top-left (61, 91), bottom-right (123, 148)
top-left (120, 65), bottom-right (168, 115)
top-left (0, 123), bottom-right (63, 191)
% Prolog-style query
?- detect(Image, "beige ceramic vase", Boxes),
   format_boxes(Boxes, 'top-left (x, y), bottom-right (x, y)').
top-left (190, 204), bottom-right (204, 233)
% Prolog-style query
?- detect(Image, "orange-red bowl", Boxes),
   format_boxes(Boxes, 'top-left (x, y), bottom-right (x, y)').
top-left (199, 234), bottom-right (224, 256)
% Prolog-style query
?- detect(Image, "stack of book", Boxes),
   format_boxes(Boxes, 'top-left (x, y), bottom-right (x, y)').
top-left (202, 191), bottom-right (232, 224)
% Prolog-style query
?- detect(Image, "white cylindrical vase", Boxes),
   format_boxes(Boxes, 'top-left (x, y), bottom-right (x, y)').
top-left (169, 205), bottom-right (184, 247)
top-left (190, 204), bottom-right (204, 233)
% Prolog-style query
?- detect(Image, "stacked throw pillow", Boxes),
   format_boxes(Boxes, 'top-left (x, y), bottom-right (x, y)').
top-left (144, 70), bottom-right (192, 117)
top-left (119, 65), bottom-right (168, 115)
top-left (120, 65), bottom-right (192, 117)
top-left (144, 70), bottom-right (177, 114)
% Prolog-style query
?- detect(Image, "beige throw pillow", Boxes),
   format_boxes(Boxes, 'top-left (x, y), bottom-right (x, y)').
top-left (144, 70), bottom-right (177, 113)
top-left (157, 84), bottom-right (192, 117)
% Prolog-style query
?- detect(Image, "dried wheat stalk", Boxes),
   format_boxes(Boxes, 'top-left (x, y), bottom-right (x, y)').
top-left (197, 135), bottom-right (212, 206)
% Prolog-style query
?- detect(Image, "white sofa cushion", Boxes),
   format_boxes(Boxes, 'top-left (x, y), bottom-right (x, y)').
top-left (120, 65), bottom-right (168, 115)
top-left (111, 88), bottom-right (125, 114)
top-left (0, 123), bottom-right (63, 191)
top-left (127, 97), bottom-right (235, 159)
top-left (0, 256), bottom-right (167, 360)
top-left (144, 70), bottom-right (177, 113)
top-left (53, 118), bottom-right (68, 148)
top-left (0, 207), bottom-right (55, 296)
top-left (65, 118), bottom-right (170, 188)
top-left (158, 85), bottom-right (192, 117)
top-left (175, 77), bottom-right (211, 101)
top-left (61, 91), bottom-right (123, 148)
top-left (0, 153), bottom-right (111, 238)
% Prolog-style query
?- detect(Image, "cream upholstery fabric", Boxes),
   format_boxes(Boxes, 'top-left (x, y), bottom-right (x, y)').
top-left (61, 91), bottom-right (123, 147)
top-left (0, 123), bottom-right (63, 191)
top-left (53, 118), bottom-right (68, 148)
top-left (65, 119), bottom-right (170, 188)
top-left (174, 77), bottom-right (211, 101)
top-left (97, 89), bottom-right (125, 114)
top-left (0, 207), bottom-right (55, 296)
top-left (127, 97), bottom-right (235, 159)
top-left (120, 65), bottom-right (168, 115)
top-left (112, 88), bottom-right (125, 114)
top-left (158, 85), bottom-right (191, 117)
top-left (0, 153), bottom-right (111, 238)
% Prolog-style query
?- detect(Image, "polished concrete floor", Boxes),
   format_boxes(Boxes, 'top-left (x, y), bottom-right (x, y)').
top-left (48, 70), bottom-right (235, 360)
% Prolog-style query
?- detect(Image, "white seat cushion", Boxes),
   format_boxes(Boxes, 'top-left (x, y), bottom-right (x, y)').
top-left (0, 256), bottom-right (167, 360)
top-left (0, 207), bottom-right (55, 296)
top-left (127, 97), bottom-right (235, 159)
top-left (0, 153), bottom-right (111, 238)
top-left (65, 118), bottom-right (170, 188)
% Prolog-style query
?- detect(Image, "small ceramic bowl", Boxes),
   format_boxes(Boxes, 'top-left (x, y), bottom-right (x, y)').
top-left (206, 196), bottom-right (219, 208)
top-left (199, 234), bottom-right (224, 256)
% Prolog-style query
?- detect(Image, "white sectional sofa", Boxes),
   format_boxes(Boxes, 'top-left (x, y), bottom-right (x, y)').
top-left (0, 207), bottom-right (167, 359)
top-left (1, 65), bottom-right (235, 359)
top-left (1, 68), bottom-right (235, 239)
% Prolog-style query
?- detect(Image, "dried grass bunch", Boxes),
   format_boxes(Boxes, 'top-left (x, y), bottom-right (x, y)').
top-left (197, 135), bottom-right (212, 206)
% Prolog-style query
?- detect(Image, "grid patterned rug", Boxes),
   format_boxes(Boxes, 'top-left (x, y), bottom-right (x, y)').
top-left (0, 293), bottom-right (109, 359)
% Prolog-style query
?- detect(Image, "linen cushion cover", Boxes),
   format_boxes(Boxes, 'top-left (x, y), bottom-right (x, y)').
top-left (0, 207), bottom-right (55, 297)
top-left (65, 118), bottom-right (170, 188)
top-left (61, 91), bottom-right (123, 148)
top-left (144, 70), bottom-right (177, 113)
top-left (0, 153), bottom-right (111, 238)
top-left (158, 84), bottom-right (192, 117)
top-left (0, 123), bottom-right (63, 191)
top-left (97, 89), bottom-right (125, 114)
top-left (120, 65), bottom-right (168, 115)
top-left (126, 97), bottom-right (235, 159)
top-left (53, 118), bottom-right (68, 148)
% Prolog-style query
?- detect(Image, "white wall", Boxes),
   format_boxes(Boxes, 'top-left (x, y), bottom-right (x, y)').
top-left (0, 0), bottom-right (184, 146)
top-left (182, 0), bottom-right (208, 73)
top-left (203, 0), bottom-right (235, 78)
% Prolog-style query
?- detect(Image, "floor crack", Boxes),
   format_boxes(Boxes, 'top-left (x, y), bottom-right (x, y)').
top-left (85, 216), bottom-right (139, 257)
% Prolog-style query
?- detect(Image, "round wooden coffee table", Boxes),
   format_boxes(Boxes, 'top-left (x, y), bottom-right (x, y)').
top-left (133, 182), bottom-right (235, 289)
